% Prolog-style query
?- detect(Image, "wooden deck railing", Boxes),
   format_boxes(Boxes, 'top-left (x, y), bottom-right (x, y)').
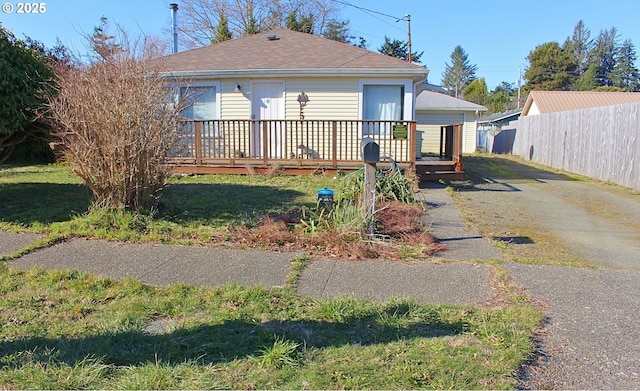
top-left (167, 119), bottom-right (417, 168)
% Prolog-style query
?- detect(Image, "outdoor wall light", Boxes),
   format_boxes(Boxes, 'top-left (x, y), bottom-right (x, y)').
top-left (234, 83), bottom-right (242, 93)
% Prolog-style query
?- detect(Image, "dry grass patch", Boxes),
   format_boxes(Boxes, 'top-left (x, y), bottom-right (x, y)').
top-left (228, 201), bottom-right (442, 261)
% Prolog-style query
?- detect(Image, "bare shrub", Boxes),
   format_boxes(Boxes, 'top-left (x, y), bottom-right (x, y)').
top-left (46, 38), bottom-right (185, 211)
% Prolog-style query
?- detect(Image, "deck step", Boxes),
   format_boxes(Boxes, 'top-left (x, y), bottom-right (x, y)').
top-left (418, 170), bottom-right (465, 182)
top-left (415, 162), bottom-right (465, 182)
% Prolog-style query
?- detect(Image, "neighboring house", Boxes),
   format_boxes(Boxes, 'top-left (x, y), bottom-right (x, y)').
top-left (414, 90), bottom-right (487, 155)
top-left (522, 90), bottom-right (640, 116)
top-left (160, 29), bottom-right (430, 172)
top-left (476, 109), bottom-right (522, 153)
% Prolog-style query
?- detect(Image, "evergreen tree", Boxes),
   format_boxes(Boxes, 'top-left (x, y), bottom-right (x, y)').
top-left (242, 3), bottom-right (260, 36)
top-left (611, 39), bottom-right (640, 91)
top-left (377, 36), bottom-right (423, 64)
top-left (90, 16), bottom-right (121, 61)
top-left (441, 45), bottom-right (477, 98)
top-left (485, 90), bottom-right (511, 113)
top-left (322, 19), bottom-right (353, 43)
top-left (574, 62), bottom-right (599, 91)
top-left (463, 78), bottom-right (488, 105)
top-left (493, 81), bottom-right (516, 96)
top-left (485, 82), bottom-right (517, 113)
top-left (524, 41), bottom-right (575, 91)
top-left (286, 10), bottom-right (314, 33)
top-left (563, 20), bottom-right (593, 77)
top-left (213, 12), bottom-right (232, 43)
top-left (0, 26), bottom-right (56, 163)
top-left (591, 27), bottom-right (619, 87)
top-left (355, 37), bottom-right (368, 49)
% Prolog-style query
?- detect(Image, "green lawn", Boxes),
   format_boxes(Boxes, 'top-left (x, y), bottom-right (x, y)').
top-left (0, 163), bottom-right (336, 243)
top-left (0, 163), bottom-right (542, 389)
top-left (0, 266), bottom-right (541, 389)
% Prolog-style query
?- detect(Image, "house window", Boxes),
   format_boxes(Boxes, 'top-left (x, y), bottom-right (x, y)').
top-left (181, 86), bottom-right (217, 120)
top-left (362, 84), bottom-right (404, 136)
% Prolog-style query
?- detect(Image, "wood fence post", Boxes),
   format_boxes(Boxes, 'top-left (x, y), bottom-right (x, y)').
top-left (364, 162), bottom-right (376, 234)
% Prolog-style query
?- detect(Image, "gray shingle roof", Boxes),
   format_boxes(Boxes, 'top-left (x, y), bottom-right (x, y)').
top-left (477, 109), bottom-right (522, 124)
top-left (161, 29), bottom-right (428, 81)
top-left (415, 90), bottom-right (487, 111)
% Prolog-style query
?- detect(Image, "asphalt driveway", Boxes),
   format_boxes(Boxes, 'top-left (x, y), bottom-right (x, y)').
top-left (456, 155), bottom-right (640, 389)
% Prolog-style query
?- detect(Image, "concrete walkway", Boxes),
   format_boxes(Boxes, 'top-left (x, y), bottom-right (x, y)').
top-left (3, 186), bottom-right (500, 306)
top-left (3, 182), bottom-right (640, 389)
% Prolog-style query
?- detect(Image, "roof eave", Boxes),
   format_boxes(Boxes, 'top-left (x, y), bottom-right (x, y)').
top-left (162, 68), bottom-right (428, 82)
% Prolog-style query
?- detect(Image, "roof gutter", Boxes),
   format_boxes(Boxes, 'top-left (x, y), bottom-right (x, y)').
top-left (161, 68), bottom-right (428, 82)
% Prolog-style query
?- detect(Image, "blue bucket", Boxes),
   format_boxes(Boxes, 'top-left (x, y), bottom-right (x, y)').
top-left (317, 188), bottom-right (334, 207)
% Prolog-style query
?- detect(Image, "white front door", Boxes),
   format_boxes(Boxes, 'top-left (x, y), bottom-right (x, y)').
top-left (251, 82), bottom-right (285, 158)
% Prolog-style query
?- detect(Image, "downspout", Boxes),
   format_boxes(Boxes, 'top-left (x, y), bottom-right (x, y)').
top-left (412, 78), bottom-right (426, 161)
top-left (412, 78), bottom-right (426, 120)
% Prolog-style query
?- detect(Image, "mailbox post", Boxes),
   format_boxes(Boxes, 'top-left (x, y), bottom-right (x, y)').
top-left (360, 138), bottom-right (380, 234)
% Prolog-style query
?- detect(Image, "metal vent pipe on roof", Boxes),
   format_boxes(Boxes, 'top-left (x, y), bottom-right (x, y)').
top-left (169, 3), bottom-right (179, 54)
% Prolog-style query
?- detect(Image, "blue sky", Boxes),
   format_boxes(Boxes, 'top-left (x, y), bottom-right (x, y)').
top-left (2, 0), bottom-right (639, 90)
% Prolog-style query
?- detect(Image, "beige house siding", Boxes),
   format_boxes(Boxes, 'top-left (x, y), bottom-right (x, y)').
top-left (285, 78), bottom-right (359, 120)
top-left (217, 78), bottom-right (370, 120)
top-left (220, 80), bottom-right (251, 119)
top-left (463, 114), bottom-right (477, 153)
top-left (416, 112), bottom-right (464, 155)
top-left (415, 111), bottom-right (478, 154)
top-left (186, 77), bottom-right (416, 121)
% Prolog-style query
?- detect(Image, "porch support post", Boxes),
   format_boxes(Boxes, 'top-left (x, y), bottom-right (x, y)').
top-left (454, 124), bottom-right (464, 171)
top-left (194, 121), bottom-right (202, 165)
top-left (439, 126), bottom-right (444, 158)
top-left (409, 121), bottom-right (417, 163)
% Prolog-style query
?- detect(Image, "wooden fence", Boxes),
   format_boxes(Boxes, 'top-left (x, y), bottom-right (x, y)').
top-left (512, 102), bottom-right (640, 189)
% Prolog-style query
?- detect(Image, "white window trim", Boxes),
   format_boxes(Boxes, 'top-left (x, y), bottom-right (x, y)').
top-left (177, 80), bottom-right (221, 120)
top-left (357, 79), bottom-right (414, 121)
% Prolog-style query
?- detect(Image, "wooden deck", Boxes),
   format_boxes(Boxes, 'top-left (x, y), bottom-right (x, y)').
top-left (167, 120), bottom-right (464, 181)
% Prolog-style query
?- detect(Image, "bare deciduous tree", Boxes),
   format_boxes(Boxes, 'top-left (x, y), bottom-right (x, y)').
top-left (179, 0), bottom-right (340, 47)
top-left (46, 36), bottom-right (186, 211)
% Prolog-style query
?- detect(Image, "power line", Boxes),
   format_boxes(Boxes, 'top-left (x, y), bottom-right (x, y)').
top-left (332, 0), bottom-right (406, 34)
top-left (332, 0), bottom-right (405, 22)
top-left (333, 0), bottom-right (412, 61)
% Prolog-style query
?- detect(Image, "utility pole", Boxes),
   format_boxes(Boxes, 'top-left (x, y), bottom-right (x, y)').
top-left (406, 14), bottom-right (412, 63)
top-left (517, 67), bottom-right (522, 109)
top-left (397, 14), bottom-right (412, 62)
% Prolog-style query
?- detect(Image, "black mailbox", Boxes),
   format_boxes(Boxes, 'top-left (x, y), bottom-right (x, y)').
top-left (360, 137), bottom-right (380, 163)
